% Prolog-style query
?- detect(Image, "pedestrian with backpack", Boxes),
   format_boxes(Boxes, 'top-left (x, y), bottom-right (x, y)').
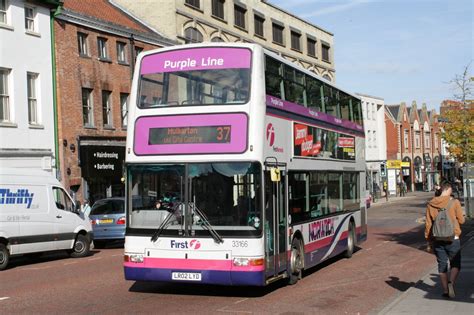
top-left (425, 181), bottom-right (465, 298)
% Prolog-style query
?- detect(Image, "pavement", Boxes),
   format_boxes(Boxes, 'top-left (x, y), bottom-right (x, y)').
top-left (372, 192), bottom-right (474, 314)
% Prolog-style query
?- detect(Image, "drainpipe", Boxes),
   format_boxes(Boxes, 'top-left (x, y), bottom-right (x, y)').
top-left (50, 3), bottom-right (62, 179)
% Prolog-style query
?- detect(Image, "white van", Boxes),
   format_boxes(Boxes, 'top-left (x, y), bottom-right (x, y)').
top-left (0, 168), bottom-right (93, 270)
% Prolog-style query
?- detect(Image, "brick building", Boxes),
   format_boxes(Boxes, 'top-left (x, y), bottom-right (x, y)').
top-left (54, 0), bottom-right (175, 203)
top-left (385, 102), bottom-right (441, 192)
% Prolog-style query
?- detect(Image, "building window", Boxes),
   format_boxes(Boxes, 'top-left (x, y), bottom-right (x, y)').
top-left (27, 72), bottom-right (39, 125)
top-left (322, 43), bottom-right (330, 62)
top-left (185, 0), bottom-right (200, 9)
top-left (97, 37), bottom-right (109, 60)
top-left (184, 27), bottom-right (203, 43)
top-left (211, 37), bottom-right (224, 42)
top-left (24, 6), bottom-right (35, 32)
top-left (404, 130), bottom-right (409, 151)
top-left (234, 5), bottom-right (246, 29)
top-left (212, 0), bottom-right (224, 19)
top-left (415, 131), bottom-right (420, 149)
top-left (77, 32), bottom-right (89, 56)
top-left (0, 68), bottom-right (11, 122)
top-left (82, 88), bottom-right (94, 127)
top-left (425, 132), bottom-right (430, 148)
top-left (373, 130), bottom-right (377, 148)
top-left (372, 103), bottom-right (376, 120)
top-left (254, 14), bottom-right (264, 37)
top-left (291, 31), bottom-right (301, 51)
top-left (134, 46), bottom-right (143, 62)
top-left (116, 41), bottom-right (127, 64)
top-left (102, 90), bottom-right (112, 127)
top-left (0, 0), bottom-right (8, 24)
top-left (307, 37), bottom-right (316, 57)
top-left (272, 23), bottom-right (284, 45)
top-left (120, 93), bottom-right (129, 128)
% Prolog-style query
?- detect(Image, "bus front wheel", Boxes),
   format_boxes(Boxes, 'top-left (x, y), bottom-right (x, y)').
top-left (288, 238), bottom-right (303, 285)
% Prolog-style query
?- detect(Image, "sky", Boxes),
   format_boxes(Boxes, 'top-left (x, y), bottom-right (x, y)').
top-left (270, 0), bottom-right (473, 111)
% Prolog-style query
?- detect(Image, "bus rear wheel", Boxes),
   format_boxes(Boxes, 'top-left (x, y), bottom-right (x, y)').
top-left (288, 238), bottom-right (303, 285)
top-left (344, 222), bottom-right (356, 258)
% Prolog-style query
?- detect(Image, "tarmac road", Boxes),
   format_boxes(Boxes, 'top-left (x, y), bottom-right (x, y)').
top-left (0, 192), bottom-right (439, 314)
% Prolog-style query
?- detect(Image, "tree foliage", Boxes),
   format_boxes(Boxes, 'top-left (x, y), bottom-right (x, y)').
top-left (441, 63), bottom-right (473, 163)
top-left (441, 104), bottom-right (474, 163)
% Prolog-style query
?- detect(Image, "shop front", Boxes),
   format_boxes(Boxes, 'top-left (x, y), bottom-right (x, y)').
top-left (414, 156), bottom-right (423, 191)
top-left (401, 157), bottom-right (411, 192)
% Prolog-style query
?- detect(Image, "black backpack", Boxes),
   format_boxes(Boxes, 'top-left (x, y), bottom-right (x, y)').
top-left (432, 199), bottom-right (455, 242)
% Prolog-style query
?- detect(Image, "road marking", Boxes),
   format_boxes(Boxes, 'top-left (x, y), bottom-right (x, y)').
top-left (21, 266), bottom-right (51, 270)
top-left (366, 247), bottom-right (372, 251)
top-left (0, 297), bottom-right (10, 301)
top-left (88, 257), bottom-right (102, 261)
top-left (234, 298), bottom-right (248, 305)
top-left (112, 254), bottom-right (122, 257)
top-left (64, 261), bottom-right (78, 265)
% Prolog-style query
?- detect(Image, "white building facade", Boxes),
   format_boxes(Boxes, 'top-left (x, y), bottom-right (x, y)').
top-left (357, 93), bottom-right (387, 197)
top-left (0, 0), bottom-right (57, 173)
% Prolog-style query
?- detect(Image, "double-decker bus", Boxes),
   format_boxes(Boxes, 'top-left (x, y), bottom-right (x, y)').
top-left (124, 43), bottom-right (367, 286)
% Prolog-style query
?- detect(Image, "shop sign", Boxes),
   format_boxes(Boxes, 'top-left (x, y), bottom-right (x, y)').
top-left (80, 145), bottom-right (125, 178)
top-left (387, 160), bottom-right (402, 169)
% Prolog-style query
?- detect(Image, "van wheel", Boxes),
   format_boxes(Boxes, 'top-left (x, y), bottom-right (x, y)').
top-left (70, 234), bottom-right (90, 258)
top-left (0, 243), bottom-right (10, 271)
top-left (344, 222), bottom-right (356, 258)
top-left (288, 238), bottom-right (303, 285)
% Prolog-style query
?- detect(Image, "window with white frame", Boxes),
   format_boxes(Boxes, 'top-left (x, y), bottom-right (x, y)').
top-left (425, 131), bottom-right (430, 148)
top-left (0, 68), bottom-right (11, 122)
top-left (27, 72), bottom-right (39, 124)
top-left (120, 93), bottom-right (129, 128)
top-left (373, 130), bottom-right (377, 148)
top-left (116, 41), bottom-right (127, 63)
top-left (367, 102), bottom-right (371, 120)
top-left (404, 130), bottom-right (409, 151)
top-left (372, 103), bottom-right (376, 120)
top-left (24, 6), bottom-right (35, 32)
top-left (415, 131), bottom-right (420, 149)
top-left (102, 90), bottom-right (112, 127)
top-left (0, 0), bottom-right (8, 24)
top-left (97, 37), bottom-right (109, 60)
top-left (77, 32), bottom-right (89, 56)
top-left (82, 88), bottom-right (94, 126)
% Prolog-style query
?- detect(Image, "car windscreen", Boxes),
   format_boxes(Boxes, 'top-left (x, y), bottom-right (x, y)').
top-left (90, 200), bottom-right (124, 215)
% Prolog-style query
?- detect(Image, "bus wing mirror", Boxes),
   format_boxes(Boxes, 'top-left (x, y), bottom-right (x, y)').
top-left (270, 168), bottom-right (281, 182)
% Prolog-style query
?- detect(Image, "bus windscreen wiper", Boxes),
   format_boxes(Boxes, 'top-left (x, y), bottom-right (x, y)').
top-left (190, 203), bottom-right (223, 244)
top-left (150, 202), bottom-right (183, 242)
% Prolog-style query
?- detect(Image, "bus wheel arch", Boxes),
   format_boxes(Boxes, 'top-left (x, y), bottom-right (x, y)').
top-left (288, 233), bottom-right (304, 285)
top-left (344, 218), bottom-right (356, 258)
top-left (0, 239), bottom-right (10, 271)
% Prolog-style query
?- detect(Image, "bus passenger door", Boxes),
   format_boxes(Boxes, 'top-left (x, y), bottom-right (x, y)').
top-left (264, 164), bottom-right (287, 278)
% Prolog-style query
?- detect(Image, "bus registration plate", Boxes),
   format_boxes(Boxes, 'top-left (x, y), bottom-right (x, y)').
top-left (171, 272), bottom-right (202, 281)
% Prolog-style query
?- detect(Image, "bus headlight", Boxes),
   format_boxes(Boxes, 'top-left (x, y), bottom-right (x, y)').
top-left (124, 254), bottom-right (144, 263)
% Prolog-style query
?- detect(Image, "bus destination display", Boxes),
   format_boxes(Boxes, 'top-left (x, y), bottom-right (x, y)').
top-left (149, 126), bottom-right (231, 145)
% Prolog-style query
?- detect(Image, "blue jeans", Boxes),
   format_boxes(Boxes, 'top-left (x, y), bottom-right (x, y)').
top-left (434, 239), bottom-right (461, 273)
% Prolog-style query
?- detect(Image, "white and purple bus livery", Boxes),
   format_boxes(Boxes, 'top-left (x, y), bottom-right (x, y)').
top-left (124, 43), bottom-right (367, 286)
